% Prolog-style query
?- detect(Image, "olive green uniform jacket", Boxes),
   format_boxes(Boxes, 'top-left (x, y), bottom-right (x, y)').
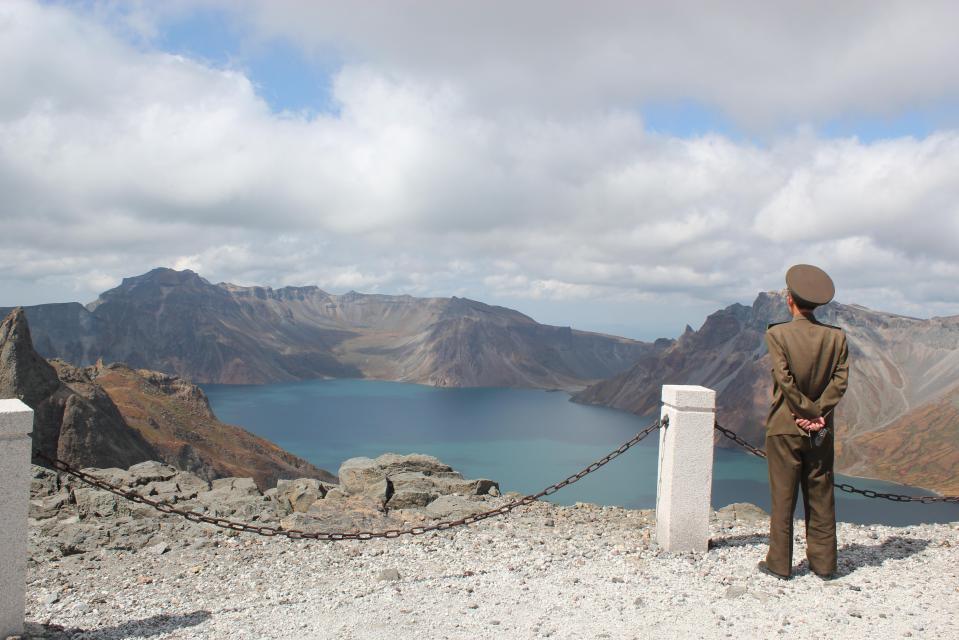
top-left (765, 315), bottom-right (849, 436)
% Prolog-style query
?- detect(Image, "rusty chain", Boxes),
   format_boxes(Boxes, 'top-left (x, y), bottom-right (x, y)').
top-left (713, 423), bottom-right (767, 459)
top-left (32, 417), bottom-right (663, 541)
top-left (713, 422), bottom-right (959, 504)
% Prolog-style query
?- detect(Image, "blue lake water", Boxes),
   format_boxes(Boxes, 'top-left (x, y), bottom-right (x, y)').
top-left (203, 379), bottom-right (959, 526)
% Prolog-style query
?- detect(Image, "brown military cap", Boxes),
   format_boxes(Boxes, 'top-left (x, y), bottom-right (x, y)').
top-left (786, 264), bottom-right (835, 307)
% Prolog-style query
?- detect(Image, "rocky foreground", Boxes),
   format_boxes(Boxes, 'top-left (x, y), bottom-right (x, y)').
top-left (17, 460), bottom-right (959, 640)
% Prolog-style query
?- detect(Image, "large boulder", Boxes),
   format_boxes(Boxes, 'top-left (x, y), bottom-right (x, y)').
top-left (338, 453), bottom-right (453, 494)
top-left (274, 478), bottom-right (333, 513)
top-left (337, 453), bottom-right (500, 511)
top-left (210, 476), bottom-right (261, 497)
top-left (714, 502), bottom-right (768, 526)
top-left (423, 495), bottom-right (492, 520)
top-left (127, 461), bottom-right (178, 484)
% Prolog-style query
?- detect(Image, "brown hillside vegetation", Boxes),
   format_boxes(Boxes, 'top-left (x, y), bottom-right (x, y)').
top-left (837, 388), bottom-right (959, 495)
top-left (86, 362), bottom-right (337, 490)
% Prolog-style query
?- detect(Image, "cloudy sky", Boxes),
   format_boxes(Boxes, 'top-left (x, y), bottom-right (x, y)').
top-left (2, 1), bottom-right (958, 339)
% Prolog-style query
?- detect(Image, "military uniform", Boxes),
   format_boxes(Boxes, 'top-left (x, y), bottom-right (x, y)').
top-left (763, 265), bottom-right (849, 579)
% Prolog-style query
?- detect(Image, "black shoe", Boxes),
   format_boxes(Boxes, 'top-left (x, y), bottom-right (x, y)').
top-left (813, 571), bottom-right (837, 581)
top-left (757, 560), bottom-right (790, 580)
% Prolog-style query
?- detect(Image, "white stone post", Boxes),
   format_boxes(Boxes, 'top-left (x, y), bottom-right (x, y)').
top-left (655, 385), bottom-right (716, 553)
top-left (0, 399), bottom-right (33, 639)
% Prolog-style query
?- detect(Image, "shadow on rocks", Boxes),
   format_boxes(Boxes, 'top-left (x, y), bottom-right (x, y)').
top-left (709, 532), bottom-right (769, 549)
top-left (796, 535), bottom-right (932, 578)
top-left (709, 534), bottom-right (931, 578)
top-left (24, 610), bottom-right (211, 639)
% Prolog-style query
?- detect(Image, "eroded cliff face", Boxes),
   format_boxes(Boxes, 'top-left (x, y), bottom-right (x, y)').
top-left (573, 292), bottom-right (959, 494)
top-left (0, 308), bottom-right (334, 489)
top-left (5, 267), bottom-right (663, 389)
top-left (0, 307), bottom-right (156, 469)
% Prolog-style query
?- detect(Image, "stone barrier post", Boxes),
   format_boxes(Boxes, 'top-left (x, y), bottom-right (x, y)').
top-left (655, 385), bottom-right (716, 553)
top-left (0, 399), bottom-right (33, 639)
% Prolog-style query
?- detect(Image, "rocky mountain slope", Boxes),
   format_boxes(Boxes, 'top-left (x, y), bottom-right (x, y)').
top-left (88, 362), bottom-right (336, 489)
top-left (1, 307), bottom-right (334, 489)
top-left (836, 386), bottom-right (959, 495)
top-left (573, 292), bottom-right (959, 494)
top-left (0, 307), bottom-right (155, 470)
top-left (2, 267), bottom-right (663, 389)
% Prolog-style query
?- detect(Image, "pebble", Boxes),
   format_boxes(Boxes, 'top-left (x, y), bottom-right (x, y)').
top-left (377, 568), bottom-right (402, 582)
top-left (725, 586), bottom-right (748, 599)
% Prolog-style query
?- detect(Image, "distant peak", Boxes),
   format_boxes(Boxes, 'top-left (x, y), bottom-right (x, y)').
top-left (338, 290), bottom-right (364, 302)
top-left (138, 267), bottom-right (205, 283)
top-left (0, 306), bottom-right (61, 406)
top-left (0, 307), bottom-right (31, 345)
top-left (98, 267), bottom-right (212, 297)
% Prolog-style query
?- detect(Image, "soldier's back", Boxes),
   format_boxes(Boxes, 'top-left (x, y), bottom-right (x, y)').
top-left (767, 318), bottom-right (844, 399)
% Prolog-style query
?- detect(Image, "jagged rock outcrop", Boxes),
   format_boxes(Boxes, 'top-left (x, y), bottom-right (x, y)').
top-left (337, 453), bottom-right (500, 511)
top-left (3, 267), bottom-right (664, 389)
top-left (573, 292), bottom-right (959, 494)
top-left (29, 453), bottom-right (507, 556)
top-left (1, 308), bottom-right (335, 490)
top-left (0, 307), bottom-right (157, 469)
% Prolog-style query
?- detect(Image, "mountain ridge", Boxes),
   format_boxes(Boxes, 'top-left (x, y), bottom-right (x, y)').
top-left (572, 291), bottom-right (959, 495)
top-left (5, 271), bottom-right (957, 494)
top-left (3, 267), bottom-right (665, 389)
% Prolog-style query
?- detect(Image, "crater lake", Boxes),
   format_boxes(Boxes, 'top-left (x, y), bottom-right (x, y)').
top-left (203, 379), bottom-right (959, 526)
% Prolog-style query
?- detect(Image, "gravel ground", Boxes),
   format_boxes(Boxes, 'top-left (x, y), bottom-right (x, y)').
top-left (20, 500), bottom-right (959, 640)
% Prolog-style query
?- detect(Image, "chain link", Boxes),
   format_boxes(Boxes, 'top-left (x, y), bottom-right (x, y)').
top-left (32, 418), bottom-right (662, 541)
top-left (713, 423), bottom-right (767, 459)
top-left (713, 423), bottom-right (959, 504)
top-left (833, 483), bottom-right (959, 503)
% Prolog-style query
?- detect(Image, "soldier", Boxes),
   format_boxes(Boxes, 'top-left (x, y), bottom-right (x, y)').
top-left (758, 264), bottom-right (849, 580)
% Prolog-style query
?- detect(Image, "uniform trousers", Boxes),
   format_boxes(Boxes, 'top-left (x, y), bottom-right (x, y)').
top-left (765, 432), bottom-right (838, 577)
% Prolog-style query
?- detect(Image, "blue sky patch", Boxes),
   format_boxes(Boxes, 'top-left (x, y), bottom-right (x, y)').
top-left (155, 7), bottom-right (340, 115)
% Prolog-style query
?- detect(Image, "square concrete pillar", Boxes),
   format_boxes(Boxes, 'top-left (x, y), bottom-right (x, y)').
top-left (0, 398), bottom-right (33, 639)
top-left (655, 385), bottom-right (715, 553)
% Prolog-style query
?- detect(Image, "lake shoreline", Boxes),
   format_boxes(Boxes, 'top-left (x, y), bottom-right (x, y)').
top-left (202, 379), bottom-right (959, 526)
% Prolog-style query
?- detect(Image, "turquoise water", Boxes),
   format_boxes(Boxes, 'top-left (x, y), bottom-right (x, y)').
top-left (203, 379), bottom-right (958, 526)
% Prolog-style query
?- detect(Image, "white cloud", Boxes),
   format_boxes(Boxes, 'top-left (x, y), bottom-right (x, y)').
top-left (1, 0), bottom-right (958, 330)
top-left (201, 0), bottom-right (959, 128)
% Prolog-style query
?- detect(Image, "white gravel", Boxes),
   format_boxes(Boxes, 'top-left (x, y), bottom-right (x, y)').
top-left (22, 500), bottom-right (959, 640)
